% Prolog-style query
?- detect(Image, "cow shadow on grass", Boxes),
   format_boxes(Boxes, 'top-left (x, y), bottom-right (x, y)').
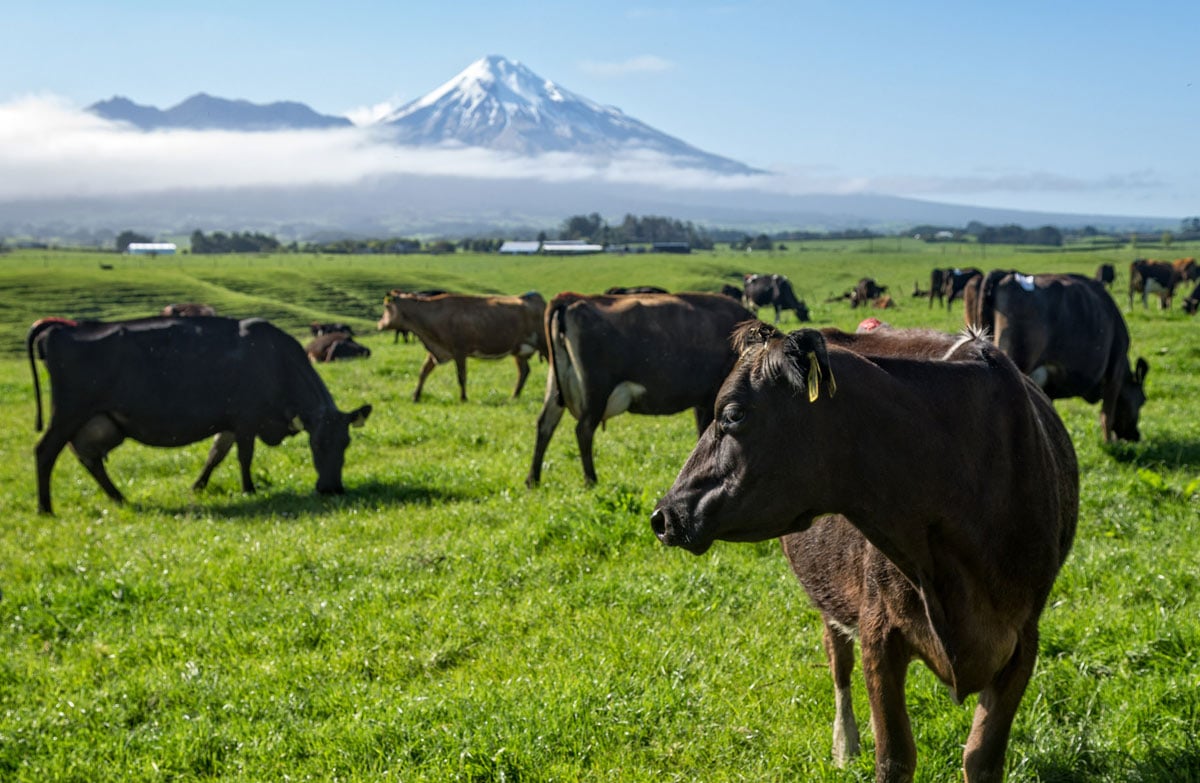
top-left (144, 478), bottom-right (463, 519)
top-left (1106, 435), bottom-right (1200, 470)
top-left (1027, 745), bottom-right (1200, 782)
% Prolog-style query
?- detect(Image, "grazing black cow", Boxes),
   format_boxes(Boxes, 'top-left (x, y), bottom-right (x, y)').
top-left (928, 268), bottom-right (947, 308)
top-left (27, 316), bottom-right (372, 513)
top-left (981, 272), bottom-right (1148, 442)
top-left (604, 285), bottom-right (669, 295)
top-left (1095, 263), bottom-right (1116, 290)
top-left (719, 283), bottom-right (743, 301)
top-left (526, 292), bottom-right (752, 487)
top-left (1183, 280), bottom-right (1200, 315)
top-left (305, 331), bottom-right (371, 362)
top-left (742, 273), bottom-right (810, 323)
top-left (941, 267), bottom-right (983, 310)
top-left (1128, 259), bottom-right (1182, 309)
top-left (651, 323), bottom-right (1077, 783)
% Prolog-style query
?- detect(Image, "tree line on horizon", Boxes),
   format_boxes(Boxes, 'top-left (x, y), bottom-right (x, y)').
top-left (82, 215), bottom-right (1200, 255)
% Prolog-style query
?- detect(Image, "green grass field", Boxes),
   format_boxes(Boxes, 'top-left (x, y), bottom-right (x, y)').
top-left (0, 243), bottom-right (1197, 781)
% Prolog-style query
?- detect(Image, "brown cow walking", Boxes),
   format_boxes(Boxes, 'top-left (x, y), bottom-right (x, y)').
top-left (377, 291), bottom-right (547, 401)
top-left (526, 291), bottom-right (751, 487)
top-left (651, 323), bottom-right (1078, 783)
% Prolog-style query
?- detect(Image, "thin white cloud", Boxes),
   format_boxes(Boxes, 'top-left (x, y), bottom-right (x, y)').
top-left (579, 55), bottom-right (676, 77)
top-left (0, 95), bottom-right (1170, 214)
top-left (343, 99), bottom-right (400, 126)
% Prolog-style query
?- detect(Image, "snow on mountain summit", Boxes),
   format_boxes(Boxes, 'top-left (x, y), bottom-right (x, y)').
top-left (380, 55), bottom-right (761, 175)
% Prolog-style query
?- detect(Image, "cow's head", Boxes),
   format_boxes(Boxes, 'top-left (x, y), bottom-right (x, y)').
top-left (1108, 358), bottom-right (1149, 442)
top-left (651, 324), bottom-right (836, 554)
top-left (377, 292), bottom-right (410, 332)
top-left (306, 404), bottom-right (372, 493)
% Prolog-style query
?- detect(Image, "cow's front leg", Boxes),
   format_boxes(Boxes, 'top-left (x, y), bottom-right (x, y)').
top-left (235, 433), bottom-right (257, 493)
top-left (861, 624), bottom-right (917, 783)
top-left (962, 628), bottom-right (1037, 783)
top-left (69, 414), bottom-right (126, 503)
top-left (454, 354), bottom-right (469, 401)
top-left (413, 353), bottom-right (438, 402)
top-left (823, 620), bottom-right (861, 767)
top-left (193, 431), bottom-right (235, 490)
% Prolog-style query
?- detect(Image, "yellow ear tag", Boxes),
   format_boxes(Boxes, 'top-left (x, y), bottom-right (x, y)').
top-left (807, 353), bottom-right (821, 402)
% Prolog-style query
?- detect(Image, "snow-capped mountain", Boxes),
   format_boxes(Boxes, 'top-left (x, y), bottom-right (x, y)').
top-left (380, 55), bottom-right (761, 175)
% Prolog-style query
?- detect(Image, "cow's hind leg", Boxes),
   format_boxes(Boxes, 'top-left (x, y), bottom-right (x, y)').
top-left (526, 370), bottom-right (565, 488)
top-left (454, 355), bottom-right (469, 401)
top-left (193, 431), bottom-right (236, 491)
top-left (36, 416), bottom-right (86, 514)
top-left (823, 620), bottom-right (861, 767)
top-left (68, 414), bottom-right (127, 503)
top-left (575, 413), bottom-right (604, 486)
top-left (962, 627), bottom-right (1038, 783)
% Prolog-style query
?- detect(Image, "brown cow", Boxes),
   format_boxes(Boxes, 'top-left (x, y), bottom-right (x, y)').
top-left (526, 292), bottom-right (752, 487)
top-left (928, 268), bottom-right (947, 308)
top-left (378, 289), bottom-right (448, 343)
top-left (1173, 257), bottom-right (1199, 283)
top-left (305, 331), bottom-right (371, 363)
top-left (849, 277), bottom-right (887, 308)
top-left (377, 291), bottom-right (546, 401)
top-left (651, 322), bottom-right (1078, 783)
top-left (983, 272), bottom-right (1148, 442)
top-left (1129, 259), bottom-right (1183, 309)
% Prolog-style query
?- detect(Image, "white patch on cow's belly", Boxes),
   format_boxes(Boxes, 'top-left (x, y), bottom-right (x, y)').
top-left (602, 382), bottom-right (646, 421)
top-left (1145, 278), bottom-right (1168, 294)
top-left (516, 342), bottom-right (537, 359)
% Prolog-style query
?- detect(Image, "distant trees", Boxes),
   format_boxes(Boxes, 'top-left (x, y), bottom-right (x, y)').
top-left (116, 230), bottom-right (151, 252)
top-left (190, 230), bottom-right (280, 254)
top-left (558, 212), bottom-right (715, 249)
top-left (970, 223), bottom-right (1063, 246)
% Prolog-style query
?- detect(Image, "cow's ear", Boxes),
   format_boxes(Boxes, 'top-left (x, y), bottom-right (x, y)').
top-left (347, 404), bottom-right (372, 428)
top-left (1135, 357), bottom-right (1149, 383)
top-left (787, 329), bottom-right (837, 401)
top-left (731, 319), bottom-right (780, 354)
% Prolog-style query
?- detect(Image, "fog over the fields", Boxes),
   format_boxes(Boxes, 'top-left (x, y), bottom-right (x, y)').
top-left (0, 95), bottom-right (1158, 214)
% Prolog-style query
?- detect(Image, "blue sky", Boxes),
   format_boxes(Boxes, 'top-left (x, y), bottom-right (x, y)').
top-left (4, 0), bottom-right (1199, 218)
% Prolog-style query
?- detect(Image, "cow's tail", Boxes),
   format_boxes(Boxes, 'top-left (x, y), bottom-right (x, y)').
top-left (27, 318), bottom-right (75, 432)
top-left (545, 294), bottom-right (584, 406)
top-left (976, 270), bottom-right (1010, 335)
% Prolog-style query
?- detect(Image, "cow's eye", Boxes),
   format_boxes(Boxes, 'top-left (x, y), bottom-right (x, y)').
top-left (720, 404), bottom-right (745, 432)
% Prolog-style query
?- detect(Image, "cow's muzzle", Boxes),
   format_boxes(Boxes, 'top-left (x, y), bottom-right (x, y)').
top-left (650, 506), bottom-right (712, 555)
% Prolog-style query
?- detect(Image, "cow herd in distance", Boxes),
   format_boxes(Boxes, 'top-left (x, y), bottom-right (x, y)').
top-left (19, 249), bottom-right (1200, 783)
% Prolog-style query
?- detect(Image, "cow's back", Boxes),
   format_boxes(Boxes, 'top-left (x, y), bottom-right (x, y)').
top-left (993, 274), bottom-right (1122, 402)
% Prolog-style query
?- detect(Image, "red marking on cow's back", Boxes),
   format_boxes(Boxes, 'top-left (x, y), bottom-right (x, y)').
top-left (856, 317), bottom-right (884, 332)
top-left (32, 317), bottom-right (78, 329)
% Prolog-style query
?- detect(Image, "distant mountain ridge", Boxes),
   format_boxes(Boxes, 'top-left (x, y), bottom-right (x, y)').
top-left (86, 55), bottom-right (760, 175)
top-left (88, 93), bottom-right (353, 131)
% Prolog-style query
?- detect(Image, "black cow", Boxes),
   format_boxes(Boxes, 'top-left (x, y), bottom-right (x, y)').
top-left (981, 272), bottom-right (1148, 442)
top-left (28, 316), bottom-right (372, 513)
top-left (742, 273), bottom-right (810, 323)
top-left (1128, 259), bottom-right (1181, 310)
top-left (928, 268), bottom-right (947, 308)
top-left (310, 321), bottom-right (355, 337)
top-left (526, 292), bottom-right (752, 487)
top-left (941, 267), bottom-right (983, 310)
top-left (719, 284), bottom-right (743, 301)
top-left (1095, 263), bottom-right (1116, 290)
top-left (848, 277), bottom-right (887, 308)
top-left (1184, 280), bottom-right (1200, 315)
top-left (604, 286), bottom-right (669, 295)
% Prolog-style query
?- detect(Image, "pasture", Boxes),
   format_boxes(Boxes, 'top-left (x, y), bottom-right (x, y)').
top-left (0, 243), bottom-right (1197, 781)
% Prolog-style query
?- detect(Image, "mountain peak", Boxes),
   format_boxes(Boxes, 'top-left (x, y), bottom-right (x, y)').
top-left (381, 55), bottom-right (760, 175)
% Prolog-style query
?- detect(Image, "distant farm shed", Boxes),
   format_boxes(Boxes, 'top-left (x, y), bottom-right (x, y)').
top-left (542, 240), bottom-right (604, 255)
top-left (127, 242), bottom-right (177, 255)
top-left (652, 241), bottom-right (691, 254)
top-left (500, 240), bottom-right (541, 255)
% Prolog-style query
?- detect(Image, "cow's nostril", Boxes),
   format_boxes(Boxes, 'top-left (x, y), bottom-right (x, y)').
top-left (650, 507), bottom-right (668, 539)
